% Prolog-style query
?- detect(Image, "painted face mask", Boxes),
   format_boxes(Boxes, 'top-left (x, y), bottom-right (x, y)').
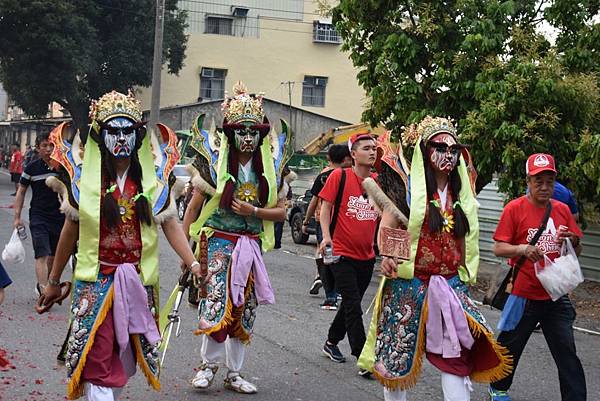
top-left (427, 133), bottom-right (462, 174)
top-left (101, 117), bottom-right (137, 158)
top-left (233, 125), bottom-right (260, 153)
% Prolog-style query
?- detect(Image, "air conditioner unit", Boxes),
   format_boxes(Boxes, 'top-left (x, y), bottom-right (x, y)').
top-left (231, 6), bottom-right (249, 18)
top-left (201, 68), bottom-right (214, 78)
top-left (315, 78), bottom-right (327, 86)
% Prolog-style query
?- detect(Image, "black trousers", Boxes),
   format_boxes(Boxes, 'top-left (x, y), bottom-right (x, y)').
top-left (492, 296), bottom-right (586, 401)
top-left (327, 257), bottom-right (374, 358)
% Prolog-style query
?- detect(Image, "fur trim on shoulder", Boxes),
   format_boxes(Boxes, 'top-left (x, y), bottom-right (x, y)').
top-left (45, 176), bottom-right (79, 221)
top-left (153, 180), bottom-right (185, 225)
top-left (186, 164), bottom-right (216, 196)
top-left (153, 202), bottom-right (178, 225)
top-left (284, 170), bottom-right (297, 184)
top-left (362, 177), bottom-right (408, 226)
top-left (278, 181), bottom-right (290, 201)
top-left (172, 178), bottom-right (186, 199)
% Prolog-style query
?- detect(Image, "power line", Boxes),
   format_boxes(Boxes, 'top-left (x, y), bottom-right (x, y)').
top-left (184, 7), bottom-right (319, 26)
top-left (180, 0), bottom-right (325, 18)
top-left (92, 3), bottom-right (333, 37)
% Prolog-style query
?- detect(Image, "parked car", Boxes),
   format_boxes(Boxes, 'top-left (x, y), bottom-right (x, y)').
top-left (172, 165), bottom-right (192, 220)
top-left (287, 176), bottom-right (318, 244)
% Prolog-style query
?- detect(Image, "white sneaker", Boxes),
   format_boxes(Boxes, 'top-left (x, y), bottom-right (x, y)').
top-left (224, 371), bottom-right (257, 394)
top-left (190, 364), bottom-right (218, 389)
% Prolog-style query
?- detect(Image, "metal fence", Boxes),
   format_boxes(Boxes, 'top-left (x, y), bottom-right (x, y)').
top-left (477, 180), bottom-right (600, 282)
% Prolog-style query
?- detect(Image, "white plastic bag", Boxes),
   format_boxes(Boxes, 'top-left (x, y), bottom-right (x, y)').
top-left (535, 239), bottom-right (583, 301)
top-left (2, 229), bottom-right (26, 264)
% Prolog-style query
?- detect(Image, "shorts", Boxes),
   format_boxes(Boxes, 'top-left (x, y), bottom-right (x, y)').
top-left (30, 219), bottom-right (64, 259)
top-left (10, 172), bottom-right (21, 183)
top-left (0, 262), bottom-right (12, 288)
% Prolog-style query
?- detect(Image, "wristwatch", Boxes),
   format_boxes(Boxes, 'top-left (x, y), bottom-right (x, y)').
top-left (48, 278), bottom-right (60, 286)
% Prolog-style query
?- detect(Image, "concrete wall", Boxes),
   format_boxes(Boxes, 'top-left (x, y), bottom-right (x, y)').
top-left (146, 98), bottom-right (350, 150)
top-left (136, 1), bottom-right (366, 125)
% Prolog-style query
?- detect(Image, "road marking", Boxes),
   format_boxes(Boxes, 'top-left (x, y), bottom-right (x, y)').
top-left (281, 249), bottom-right (315, 260)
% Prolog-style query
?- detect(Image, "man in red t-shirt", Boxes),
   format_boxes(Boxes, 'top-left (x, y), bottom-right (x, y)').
top-left (318, 133), bottom-right (379, 374)
top-left (489, 153), bottom-right (586, 401)
top-left (9, 142), bottom-right (23, 195)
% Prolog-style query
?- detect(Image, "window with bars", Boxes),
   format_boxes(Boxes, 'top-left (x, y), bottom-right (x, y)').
top-left (205, 16), bottom-right (233, 36)
top-left (313, 22), bottom-right (341, 44)
top-left (302, 76), bottom-right (328, 107)
top-left (199, 68), bottom-right (227, 101)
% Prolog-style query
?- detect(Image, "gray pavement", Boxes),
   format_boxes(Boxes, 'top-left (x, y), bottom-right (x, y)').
top-left (0, 171), bottom-right (598, 401)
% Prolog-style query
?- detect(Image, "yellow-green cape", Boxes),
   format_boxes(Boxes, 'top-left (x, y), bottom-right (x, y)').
top-left (188, 135), bottom-right (278, 252)
top-left (75, 131), bottom-right (159, 286)
top-left (358, 137), bottom-right (480, 372)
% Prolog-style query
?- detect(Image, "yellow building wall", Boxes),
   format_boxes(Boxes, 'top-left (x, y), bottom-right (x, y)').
top-left (137, 10), bottom-right (367, 124)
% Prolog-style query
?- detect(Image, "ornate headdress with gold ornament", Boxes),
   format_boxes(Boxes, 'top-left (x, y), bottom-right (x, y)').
top-left (401, 116), bottom-right (457, 148)
top-left (222, 81), bottom-right (266, 124)
top-left (89, 90), bottom-right (143, 123)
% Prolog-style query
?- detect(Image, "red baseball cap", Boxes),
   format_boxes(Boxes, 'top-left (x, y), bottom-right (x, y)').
top-left (347, 132), bottom-right (374, 150)
top-left (526, 153), bottom-right (557, 176)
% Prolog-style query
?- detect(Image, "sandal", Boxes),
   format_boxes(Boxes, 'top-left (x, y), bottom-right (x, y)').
top-left (35, 281), bottom-right (72, 314)
top-left (190, 363), bottom-right (218, 389)
top-left (224, 371), bottom-right (257, 394)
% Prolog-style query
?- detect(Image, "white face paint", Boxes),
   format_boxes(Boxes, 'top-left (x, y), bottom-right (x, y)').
top-left (427, 133), bottom-right (460, 174)
top-left (233, 125), bottom-right (260, 153)
top-left (102, 117), bottom-right (137, 158)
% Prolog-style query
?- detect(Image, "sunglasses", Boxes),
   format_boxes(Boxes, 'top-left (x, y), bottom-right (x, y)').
top-left (429, 141), bottom-right (464, 156)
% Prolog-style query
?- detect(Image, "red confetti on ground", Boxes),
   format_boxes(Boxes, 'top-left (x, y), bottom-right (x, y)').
top-left (35, 378), bottom-right (44, 384)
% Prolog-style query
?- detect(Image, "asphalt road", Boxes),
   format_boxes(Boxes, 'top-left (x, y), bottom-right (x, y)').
top-left (0, 172), bottom-right (598, 401)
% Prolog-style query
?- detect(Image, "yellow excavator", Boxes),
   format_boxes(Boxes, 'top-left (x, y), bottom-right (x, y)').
top-left (299, 122), bottom-right (387, 154)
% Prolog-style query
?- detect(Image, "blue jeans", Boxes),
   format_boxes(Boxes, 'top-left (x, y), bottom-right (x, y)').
top-left (492, 296), bottom-right (586, 401)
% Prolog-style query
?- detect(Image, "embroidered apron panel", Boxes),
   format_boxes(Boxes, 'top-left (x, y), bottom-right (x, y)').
top-left (374, 277), bottom-right (427, 380)
top-left (448, 275), bottom-right (492, 332)
top-left (241, 280), bottom-right (258, 334)
top-left (66, 274), bottom-right (114, 378)
top-left (198, 236), bottom-right (235, 330)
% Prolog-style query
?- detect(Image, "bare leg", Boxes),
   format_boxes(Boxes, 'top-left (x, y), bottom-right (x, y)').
top-left (34, 256), bottom-right (50, 287)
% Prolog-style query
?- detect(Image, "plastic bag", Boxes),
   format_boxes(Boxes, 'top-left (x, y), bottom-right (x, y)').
top-left (535, 239), bottom-right (583, 301)
top-left (2, 229), bottom-right (25, 264)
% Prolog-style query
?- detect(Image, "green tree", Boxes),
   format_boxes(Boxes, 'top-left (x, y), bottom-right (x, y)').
top-left (333, 0), bottom-right (600, 216)
top-left (0, 0), bottom-right (188, 133)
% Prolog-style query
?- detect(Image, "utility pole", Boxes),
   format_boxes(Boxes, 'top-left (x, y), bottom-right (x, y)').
top-left (149, 0), bottom-right (166, 132)
top-left (281, 81), bottom-right (295, 149)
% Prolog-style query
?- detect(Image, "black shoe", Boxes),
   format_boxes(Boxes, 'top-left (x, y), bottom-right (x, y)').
top-left (309, 278), bottom-right (322, 295)
top-left (323, 342), bottom-right (346, 363)
top-left (358, 368), bottom-right (373, 379)
top-left (320, 299), bottom-right (338, 310)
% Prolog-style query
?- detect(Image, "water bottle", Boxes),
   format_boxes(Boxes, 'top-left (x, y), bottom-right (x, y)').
top-left (17, 225), bottom-right (27, 240)
top-left (323, 245), bottom-right (340, 265)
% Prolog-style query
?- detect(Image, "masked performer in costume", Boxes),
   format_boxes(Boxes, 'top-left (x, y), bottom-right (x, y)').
top-left (182, 82), bottom-right (292, 394)
top-left (39, 90), bottom-right (198, 401)
top-left (358, 117), bottom-right (512, 401)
